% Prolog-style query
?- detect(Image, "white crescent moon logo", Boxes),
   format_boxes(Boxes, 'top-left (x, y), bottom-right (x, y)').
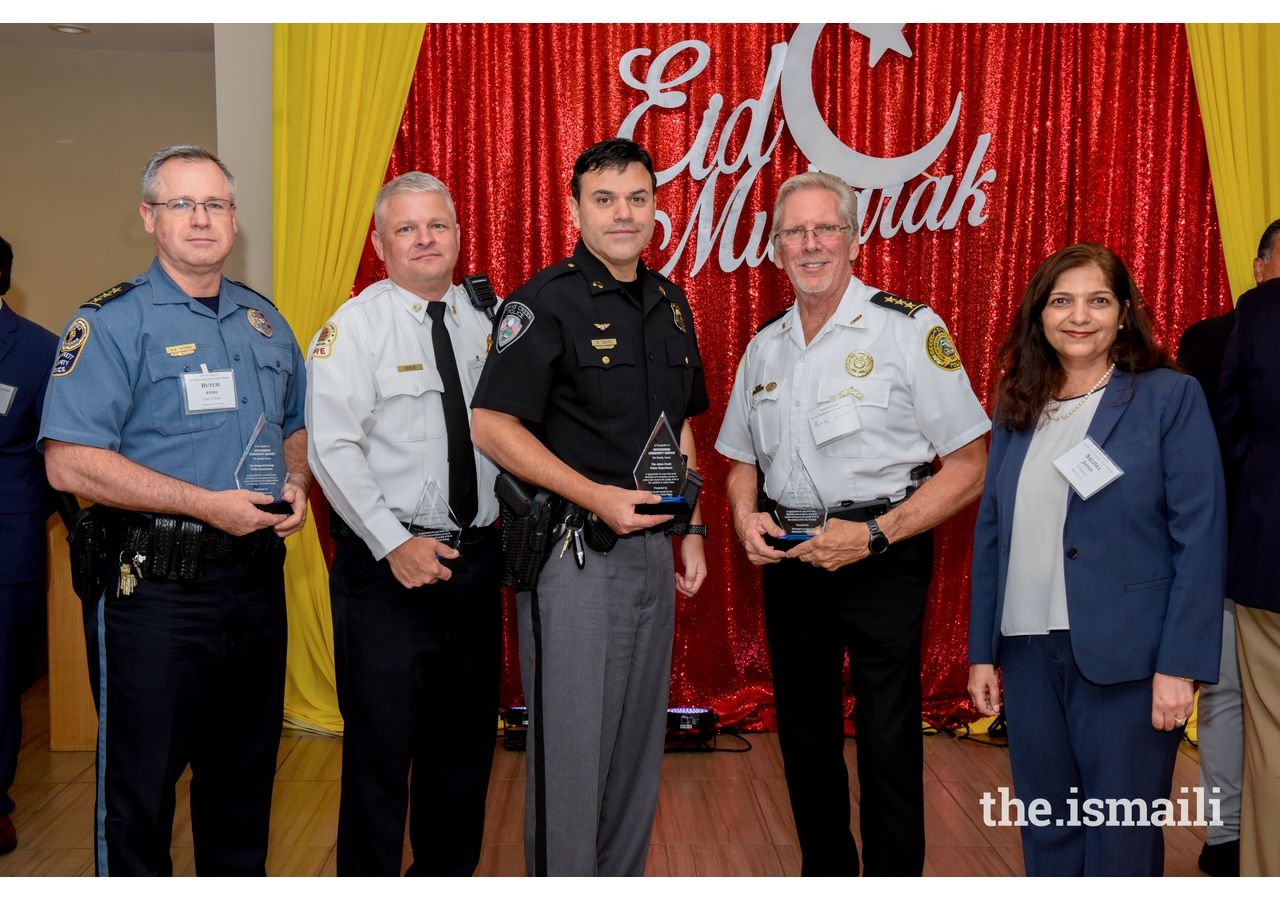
top-left (780, 23), bottom-right (963, 190)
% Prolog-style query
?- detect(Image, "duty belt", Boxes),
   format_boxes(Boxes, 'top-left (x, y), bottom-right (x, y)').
top-left (100, 507), bottom-right (282, 584)
top-left (758, 495), bottom-right (907, 523)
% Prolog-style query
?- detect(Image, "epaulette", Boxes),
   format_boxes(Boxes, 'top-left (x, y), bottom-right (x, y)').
top-left (230, 279), bottom-right (278, 309)
top-left (754, 305), bottom-right (791, 335)
top-left (81, 281), bottom-right (139, 310)
top-left (869, 291), bottom-right (928, 318)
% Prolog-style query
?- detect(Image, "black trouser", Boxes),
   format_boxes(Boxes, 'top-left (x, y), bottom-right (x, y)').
top-left (91, 545), bottom-right (287, 876)
top-left (1, 579), bottom-right (44, 819)
top-left (330, 529), bottom-right (502, 876)
top-left (761, 531), bottom-right (932, 876)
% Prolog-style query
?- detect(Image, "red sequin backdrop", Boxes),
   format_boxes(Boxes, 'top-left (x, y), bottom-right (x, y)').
top-left (346, 23), bottom-right (1231, 729)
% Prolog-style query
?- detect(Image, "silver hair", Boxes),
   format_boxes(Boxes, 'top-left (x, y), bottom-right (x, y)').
top-left (141, 145), bottom-right (236, 203)
top-left (374, 171), bottom-right (457, 233)
top-left (772, 170), bottom-right (860, 236)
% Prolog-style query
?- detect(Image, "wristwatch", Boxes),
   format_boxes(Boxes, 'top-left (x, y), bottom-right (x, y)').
top-left (669, 523), bottom-right (708, 537)
top-left (866, 518), bottom-right (890, 555)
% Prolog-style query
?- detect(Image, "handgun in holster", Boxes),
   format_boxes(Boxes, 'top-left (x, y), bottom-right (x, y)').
top-left (55, 492), bottom-right (107, 605)
top-left (495, 470), bottom-right (557, 590)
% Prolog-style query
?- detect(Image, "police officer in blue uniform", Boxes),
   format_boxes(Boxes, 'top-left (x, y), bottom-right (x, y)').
top-left (472, 139), bottom-right (709, 876)
top-left (0, 235), bottom-right (59, 857)
top-left (38, 146), bottom-right (311, 876)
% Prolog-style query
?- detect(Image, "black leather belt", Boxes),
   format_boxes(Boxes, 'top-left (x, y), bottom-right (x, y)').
top-left (329, 515), bottom-right (495, 547)
top-left (758, 495), bottom-right (906, 523)
top-left (402, 522), bottom-right (496, 546)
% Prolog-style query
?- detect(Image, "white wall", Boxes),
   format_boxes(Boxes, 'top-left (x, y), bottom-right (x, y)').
top-left (0, 45), bottom-right (218, 335)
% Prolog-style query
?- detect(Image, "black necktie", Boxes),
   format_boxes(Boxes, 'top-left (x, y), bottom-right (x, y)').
top-left (427, 302), bottom-right (478, 528)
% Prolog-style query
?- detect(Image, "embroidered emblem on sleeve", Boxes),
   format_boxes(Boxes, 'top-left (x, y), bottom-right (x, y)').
top-left (925, 325), bottom-right (962, 371)
top-left (52, 317), bottom-right (91, 377)
top-left (496, 302), bottom-right (535, 353)
top-left (310, 321), bottom-right (338, 360)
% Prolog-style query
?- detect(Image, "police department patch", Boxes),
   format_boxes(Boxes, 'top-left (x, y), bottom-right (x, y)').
top-left (310, 321), bottom-right (338, 360)
top-left (496, 302), bottom-right (535, 353)
top-left (925, 325), bottom-right (962, 371)
top-left (247, 308), bottom-right (273, 338)
top-left (52, 317), bottom-right (91, 377)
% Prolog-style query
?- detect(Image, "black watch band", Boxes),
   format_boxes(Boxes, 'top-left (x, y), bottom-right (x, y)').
top-left (671, 523), bottom-right (708, 537)
top-left (867, 517), bottom-right (890, 555)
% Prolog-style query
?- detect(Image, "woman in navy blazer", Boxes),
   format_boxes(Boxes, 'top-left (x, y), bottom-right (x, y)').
top-left (968, 244), bottom-right (1225, 876)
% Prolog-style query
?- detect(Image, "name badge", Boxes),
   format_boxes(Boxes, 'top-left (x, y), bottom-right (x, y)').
top-left (809, 394), bottom-right (861, 447)
top-left (0, 383), bottom-right (15, 416)
top-left (182, 367), bottom-right (238, 414)
top-left (1052, 436), bottom-right (1123, 500)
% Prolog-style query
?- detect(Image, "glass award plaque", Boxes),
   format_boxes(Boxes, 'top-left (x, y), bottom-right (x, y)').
top-left (410, 476), bottom-right (461, 549)
top-left (234, 414), bottom-right (292, 514)
top-left (633, 412), bottom-right (703, 516)
top-left (770, 451), bottom-right (827, 543)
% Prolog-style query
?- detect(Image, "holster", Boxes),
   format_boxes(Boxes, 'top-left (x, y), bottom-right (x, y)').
top-left (65, 505), bottom-right (109, 605)
top-left (495, 471), bottom-right (557, 590)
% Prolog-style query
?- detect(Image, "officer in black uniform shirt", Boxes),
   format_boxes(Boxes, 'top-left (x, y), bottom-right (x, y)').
top-left (471, 138), bottom-right (708, 876)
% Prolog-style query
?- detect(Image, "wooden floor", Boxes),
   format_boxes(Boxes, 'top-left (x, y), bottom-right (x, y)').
top-left (0, 677), bottom-right (1209, 877)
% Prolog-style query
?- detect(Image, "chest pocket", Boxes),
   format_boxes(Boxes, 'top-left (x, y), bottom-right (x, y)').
top-left (252, 343), bottom-right (295, 425)
top-left (749, 379), bottom-right (783, 463)
top-left (574, 338), bottom-right (637, 418)
top-left (825, 378), bottom-right (890, 458)
top-left (375, 365), bottom-right (446, 442)
top-left (145, 349), bottom-right (230, 436)
top-left (665, 335), bottom-right (702, 414)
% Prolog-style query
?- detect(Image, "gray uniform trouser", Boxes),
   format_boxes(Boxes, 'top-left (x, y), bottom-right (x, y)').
top-left (518, 529), bottom-right (674, 876)
top-left (1199, 598), bottom-right (1242, 844)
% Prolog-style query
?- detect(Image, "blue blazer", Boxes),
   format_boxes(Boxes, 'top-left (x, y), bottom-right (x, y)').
top-left (0, 302), bottom-right (59, 585)
top-left (969, 368), bottom-right (1225, 684)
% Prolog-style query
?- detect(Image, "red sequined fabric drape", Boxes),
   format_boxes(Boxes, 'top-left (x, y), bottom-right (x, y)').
top-left (344, 24), bottom-right (1230, 729)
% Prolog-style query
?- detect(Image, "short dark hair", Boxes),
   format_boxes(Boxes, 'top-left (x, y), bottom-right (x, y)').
top-left (994, 242), bottom-right (1171, 431)
top-left (570, 138), bottom-right (656, 201)
top-left (0, 235), bottom-right (11, 296)
top-left (1257, 218), bottom-right (1280, 260)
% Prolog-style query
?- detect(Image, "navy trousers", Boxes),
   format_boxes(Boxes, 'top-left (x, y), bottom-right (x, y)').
top-left (1000, 631), bottom-right (1183, 876)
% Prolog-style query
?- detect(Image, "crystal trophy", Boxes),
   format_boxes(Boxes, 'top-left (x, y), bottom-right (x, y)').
top-left (633, 412), bottom-right (703, 516)
top-left (234, 414), bottom-right (292, 514)
top-left (768, 450), bottom-right (827, 545)
top-left (410, 476), bottom-right (461, 549)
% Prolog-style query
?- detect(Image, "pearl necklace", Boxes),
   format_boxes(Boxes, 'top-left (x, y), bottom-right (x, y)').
top-left (1043, 362), bottom-right (1116, 424)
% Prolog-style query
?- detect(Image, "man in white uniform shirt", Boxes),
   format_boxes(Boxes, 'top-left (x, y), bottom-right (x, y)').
top-left (306, 172), bottom-right (500, 876)
top-left (715, 171), bottom-right (989, 875)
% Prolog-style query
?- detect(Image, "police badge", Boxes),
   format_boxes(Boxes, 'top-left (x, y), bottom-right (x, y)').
top-left (496, 301), bottom-right (535, 353)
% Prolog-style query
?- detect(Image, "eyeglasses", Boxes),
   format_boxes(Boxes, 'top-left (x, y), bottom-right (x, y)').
top-left (147, 197), bottom-right (235, 216)
top-left (774, 224), bottom-right (851, 246)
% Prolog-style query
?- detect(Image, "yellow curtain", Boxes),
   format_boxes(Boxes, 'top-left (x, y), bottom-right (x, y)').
top-left (1186, 23), bottom-right (1280, 300)
top-left (272, 23), bottom-right (425, 733)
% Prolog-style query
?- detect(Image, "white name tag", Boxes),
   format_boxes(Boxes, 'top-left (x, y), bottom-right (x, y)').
top-left (182, 368), bottom-right (238, 413)
top-left (1053, 436), bottom-right (1123, 500)
top-left (0, 383), bottom-right (15, 416)
top-left (809, 394), bottom-right (861, 447)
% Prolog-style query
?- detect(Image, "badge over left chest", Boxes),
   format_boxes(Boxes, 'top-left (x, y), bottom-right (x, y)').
top-left (247, 308), bottom-right (273, 338)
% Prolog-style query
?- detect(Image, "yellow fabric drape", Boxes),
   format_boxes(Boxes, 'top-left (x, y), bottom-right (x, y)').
top-left (1187, 24), bottom-right (1280, 300)
top-left (272, 23), bottom-right (425, 733)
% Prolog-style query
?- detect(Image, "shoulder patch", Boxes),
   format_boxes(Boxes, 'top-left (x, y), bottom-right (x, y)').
top-left (51, 317), bottom-right (92, 377)
top-left (754, 305), bottom-right (791, 335)
top-left (869, 291), bottom-right (927, 318)
top-left (925, 325), bottom-right (963, 371)
top-left (229, 279), bottom-right (277, 309)
top-left (495, 301), bottom-right (535, 353)
top-left (310, 321), bottom-right (338, 360)
top-left (81, 281), bottom-right (139, 310)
